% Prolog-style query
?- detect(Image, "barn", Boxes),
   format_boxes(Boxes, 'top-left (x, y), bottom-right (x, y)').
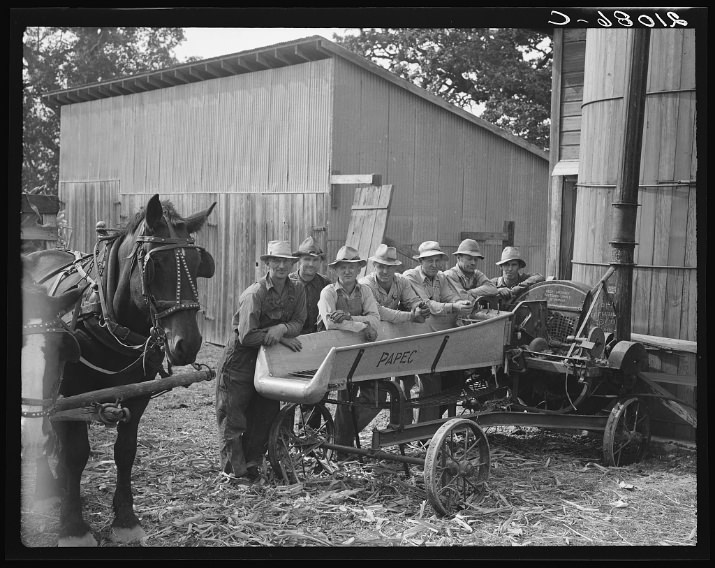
top-left (43, 35), bottom-right (550, 346)
top-left (548, 28), bottom-right (699, 442)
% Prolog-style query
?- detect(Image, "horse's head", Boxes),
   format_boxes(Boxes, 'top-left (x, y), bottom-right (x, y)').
top-left (117, 194), bottom-right (216, 366)
top-left (21, 283), bottom-right (83, 460)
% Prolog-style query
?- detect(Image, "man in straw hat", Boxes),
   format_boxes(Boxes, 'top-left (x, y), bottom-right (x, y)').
top-left (443, 238), bottom-right (499, 305)
top-left (215, 241), bottom-right (306, 486)
top-left (491, 246), bottom-right (544, 306)
top-left (318, 245), bottom-right (380, 451)
top-left (356, 243), bottom-right (432, 427)
top-left (289, 236), bottom-right (330, 334)
top-left (402, 241), bottom-right (473, 422)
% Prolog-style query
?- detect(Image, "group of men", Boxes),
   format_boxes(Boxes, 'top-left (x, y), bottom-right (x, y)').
top-left (215, 236), bottom-right (544, 486)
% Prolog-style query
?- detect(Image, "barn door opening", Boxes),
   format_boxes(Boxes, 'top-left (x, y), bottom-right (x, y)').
top-left (559, 177), bottom-right (578, 280)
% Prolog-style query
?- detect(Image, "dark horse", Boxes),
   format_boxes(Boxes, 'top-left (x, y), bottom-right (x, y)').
top-left (24, 194), bottom-right (216, 546)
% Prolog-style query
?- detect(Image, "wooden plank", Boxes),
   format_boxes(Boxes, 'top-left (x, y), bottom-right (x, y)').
top-left (631, 333), bottom-right (697, 353)
top-left (330, 174), bottom-right (380, 185)
top-left (345, 185), bottom-right (393, 278)
top-left (637, 372), bottom-right (697, 428)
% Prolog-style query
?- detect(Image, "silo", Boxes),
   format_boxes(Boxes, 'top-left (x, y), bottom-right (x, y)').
top-left (573, 28), bottom-right (697, 343)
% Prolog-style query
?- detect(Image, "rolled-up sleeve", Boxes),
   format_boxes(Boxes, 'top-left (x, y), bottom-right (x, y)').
top-left (236, 288), bottom-right (267, 346)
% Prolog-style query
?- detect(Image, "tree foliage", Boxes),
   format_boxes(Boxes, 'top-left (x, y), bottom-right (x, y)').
top-left (335, 28), bottom-right (552, 150)
top-left (22, 27), bottom-right (186, 195)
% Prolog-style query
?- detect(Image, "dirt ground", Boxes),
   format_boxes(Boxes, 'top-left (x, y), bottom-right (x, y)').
top-left (17, 342), bottom-right (702, 557)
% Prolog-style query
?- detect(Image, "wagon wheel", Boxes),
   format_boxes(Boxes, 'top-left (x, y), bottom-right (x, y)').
top-left (424, 418), bottom-right (490, 516)
top-left (602, 397), bottom-right (651, 466)
top-left (268, 402), bottom-right (335, 484)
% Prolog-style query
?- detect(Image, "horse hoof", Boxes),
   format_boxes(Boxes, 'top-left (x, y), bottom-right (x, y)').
top-left (58, 533), bottom-right (98, 547)
top-left (111, 525), bottom-right (146, 543)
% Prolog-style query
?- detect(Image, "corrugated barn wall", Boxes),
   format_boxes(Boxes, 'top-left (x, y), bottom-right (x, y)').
top-left (58, 59), bottom-right (334, 344)
top-left (330, 57), bottom-right (550, 277)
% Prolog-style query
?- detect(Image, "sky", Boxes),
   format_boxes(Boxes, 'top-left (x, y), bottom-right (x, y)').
top-left (173, 28), bottom-right (359, 61)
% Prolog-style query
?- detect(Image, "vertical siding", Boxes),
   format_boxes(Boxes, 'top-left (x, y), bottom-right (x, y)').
top-left (331, 58), bottom-right (549, 277)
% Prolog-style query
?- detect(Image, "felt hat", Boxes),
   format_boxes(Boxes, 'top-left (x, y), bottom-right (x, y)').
top-left (259, 240), bottom-right (299, 261)
top-left (293, 236), bottom-right (325, 258)
top-left (496, 246), bottom-right (526, 268)
top-left (412, 241), bottom-right (448, 260)
top-left (453, 239), bottom-right (485, 259)
top-left (368, 244), bottom-right (402, 266)
top-left (328, 246), bottom-right (367, 268)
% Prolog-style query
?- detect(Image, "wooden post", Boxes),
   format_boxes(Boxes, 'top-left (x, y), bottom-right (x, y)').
top-left (610, 30), bottom-right (650, 342)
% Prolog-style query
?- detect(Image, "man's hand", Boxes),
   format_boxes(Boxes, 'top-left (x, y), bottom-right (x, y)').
top-left (264, 323), bottom-right (287, 346)
top-left (280, 336), bottom-right (303, 352)
top-left (453, 300), bottom-right (473, 316)
top-left (363, 322), bottom-right (378, 342)
top-left (328, 310), bottom-right (351, 323)
top-left (496, 288), bottom-right (513, 299)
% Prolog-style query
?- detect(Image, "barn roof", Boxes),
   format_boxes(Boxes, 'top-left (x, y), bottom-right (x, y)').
top-left (43, 35), bottom-right (548, 159)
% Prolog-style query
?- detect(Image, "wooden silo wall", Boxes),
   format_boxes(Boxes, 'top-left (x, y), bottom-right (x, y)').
top-left (558, 28), bottom-right (586, 161)
top-left (331, 59), bottom-right (549, 278)
top-left (575, 29), bottom-right (697, 441)
top-left (575, 29), bottom-right (697, 341)
top-left (57, 59), bottom-right (333, 344)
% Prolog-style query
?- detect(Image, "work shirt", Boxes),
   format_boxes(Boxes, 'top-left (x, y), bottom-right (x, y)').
top-left (491, 272), bottom-right (545, 299)
top-left (443, 265), bottom-right (498, 301)
top-left (232, 273), bottom-right (306, 347)
top-left (289, 269), bottom-right (330, 334)
top-left (317, 280), bottom-right (380, 332)
top-left (358, 272), bottom-right (422, 323)
top-left (402, 267), bottom-right (462, 331)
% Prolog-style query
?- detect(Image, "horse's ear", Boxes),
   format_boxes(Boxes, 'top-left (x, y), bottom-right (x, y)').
top-left (145, 194), bottom-right (163, 231)
top-left (185, 202), bottom-right (217, 234)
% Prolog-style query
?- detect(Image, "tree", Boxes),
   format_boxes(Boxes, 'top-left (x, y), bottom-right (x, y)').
top-left (22, 27), bottom-right (186, 196)
top-left (335, 28), bottom-right (552, 150)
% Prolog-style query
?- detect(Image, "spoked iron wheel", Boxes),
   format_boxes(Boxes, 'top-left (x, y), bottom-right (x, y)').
top-left (424, 418), bottom-right (491, 516)
top-left (268, 402), bottom-right (335, 484)
top-left (602, 397), bottom-right (651, 466)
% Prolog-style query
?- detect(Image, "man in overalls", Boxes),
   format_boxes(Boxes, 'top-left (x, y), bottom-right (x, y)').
top-left (215, 241), bottom-right (306, 485)
top-left (317, 246), bottom-right (380, 452)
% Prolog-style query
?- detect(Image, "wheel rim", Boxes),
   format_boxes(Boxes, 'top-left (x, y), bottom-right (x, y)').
top-left (268, 403), bottom-right (335, 483)
top-left (424, 418), bottom-right (490, 516)
top-left (603, 397), bottom-right (651, 466)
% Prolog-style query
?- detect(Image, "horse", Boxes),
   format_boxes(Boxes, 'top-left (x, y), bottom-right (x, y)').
top-left (21, 280), bottom-right (84, 507)
top-left (23, 194), bottom-right (216, 546)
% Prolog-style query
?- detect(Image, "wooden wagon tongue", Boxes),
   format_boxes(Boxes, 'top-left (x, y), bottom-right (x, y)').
top-left (254, 313), bottom-right (513, 404)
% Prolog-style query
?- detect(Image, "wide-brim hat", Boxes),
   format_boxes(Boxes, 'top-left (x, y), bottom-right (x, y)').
top-left (496, 246), bottom-right (526, 268)
top-left (260, 240), bottom-right (299, 261)
top-left (413, 241), bottom-right (447, 260)
top-left (293, 235), bottom-right (325, 258)
top-left (328, 245), bottom-right (367, 268)
top-left (368, 243), bottom-right (401, 266)
top-left (453, 238), bottom-right (484, 259)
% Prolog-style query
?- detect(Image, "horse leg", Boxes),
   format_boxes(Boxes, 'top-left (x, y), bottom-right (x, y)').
top-left (55, 421), bottom-right (97, 547)
top-left (33, 455), bottom-right (62, 509)
top-left (110, 395), bottom-right (149, 543)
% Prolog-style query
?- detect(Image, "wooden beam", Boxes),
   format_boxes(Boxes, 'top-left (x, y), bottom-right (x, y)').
top-left (631, 333), bottom-right (697, 354)
top-left (330, 174), bottom-right (381, 185)
top-left (637, 372), bottom-right (697, 428)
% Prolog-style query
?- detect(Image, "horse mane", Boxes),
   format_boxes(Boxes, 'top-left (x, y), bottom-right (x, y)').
top-left (123, 200), bottom-right (183, 236)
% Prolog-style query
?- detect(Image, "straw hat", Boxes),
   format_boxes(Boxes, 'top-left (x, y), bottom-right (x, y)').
top-left (259, 240), bottom-right (299, 261)
top-left (453, 239), bottom-right (484, 259)
top-left (412, 241), bottom-right (447, 260)
top-left (368, 244), bottom-right (401, 266)
top-left (496, 246), bottom-right (526, 268)
top-left (293, 236), bottom-right (325, 258)
top-left (328, 245), bottom-right (367, 268)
